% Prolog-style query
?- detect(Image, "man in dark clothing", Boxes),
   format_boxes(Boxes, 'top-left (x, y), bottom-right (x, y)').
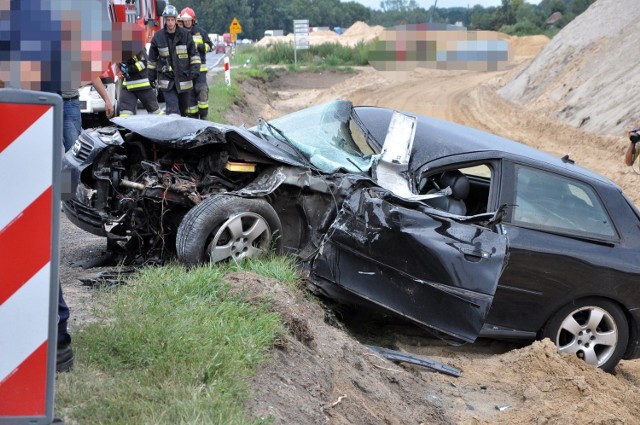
top-left (117, 49), bottom-right (161, 116)
top-left (148, 4), bottom-right (200, 116)
top-left (178, 7), bottom-right (213, 120)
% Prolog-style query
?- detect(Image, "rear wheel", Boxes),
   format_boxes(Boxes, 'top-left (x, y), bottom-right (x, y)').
top-left (543, 298), bottom-right (628, 372)
top-left (176, 195), bottom-right (282, 266)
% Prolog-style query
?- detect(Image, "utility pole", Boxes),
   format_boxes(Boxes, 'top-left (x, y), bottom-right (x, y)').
top-left (428, 0), bottom-right (438, 23)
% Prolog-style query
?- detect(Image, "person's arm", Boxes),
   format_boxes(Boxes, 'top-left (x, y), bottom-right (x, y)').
top-left (91, 76), bottom-right (115, 118)
top-left (625, 140), bottom-right (637, 166)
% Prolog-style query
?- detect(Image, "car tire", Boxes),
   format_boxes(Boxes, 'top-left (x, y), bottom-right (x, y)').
top-left (543, 298), bottom-right (628, 372)
top-left (176, 195), bottom-right (282, 266)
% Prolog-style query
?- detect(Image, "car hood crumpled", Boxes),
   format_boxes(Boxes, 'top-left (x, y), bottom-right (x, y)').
top-left (111, 114), bottom-right (230, 146)
top-left (110, 115), bottom-right (310, 167)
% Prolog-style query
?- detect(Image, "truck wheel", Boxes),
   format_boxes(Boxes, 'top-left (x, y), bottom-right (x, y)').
top-left (176, 195), bottom-right (282, 266)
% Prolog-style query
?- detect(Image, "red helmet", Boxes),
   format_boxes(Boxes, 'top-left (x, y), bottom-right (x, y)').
top-left (178, 7), bottom-right (196, 23)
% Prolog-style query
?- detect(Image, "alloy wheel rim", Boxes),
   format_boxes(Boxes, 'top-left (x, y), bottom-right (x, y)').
top-left (555, 305), bottom-right (618, 367)
top-left (206, 212), bottom-right (271, 263)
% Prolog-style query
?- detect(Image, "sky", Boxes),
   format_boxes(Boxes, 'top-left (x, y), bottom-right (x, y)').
top-left (345, 0), bottom-right (542, 10)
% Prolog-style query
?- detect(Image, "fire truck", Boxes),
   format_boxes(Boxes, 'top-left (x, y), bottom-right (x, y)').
top-left (80, 0), bottom-right (166, 128)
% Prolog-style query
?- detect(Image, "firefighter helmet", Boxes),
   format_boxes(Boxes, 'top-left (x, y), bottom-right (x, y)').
top-left (178, 7), bottom-right (196, 23)
top-left (162, 5), bottom-right (178, 18)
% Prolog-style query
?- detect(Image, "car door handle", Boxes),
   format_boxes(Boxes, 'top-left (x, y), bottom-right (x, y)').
top-left (460, 246), bottom-right (490, 259)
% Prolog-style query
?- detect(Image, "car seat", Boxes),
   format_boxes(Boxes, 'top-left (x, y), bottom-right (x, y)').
top-left (428, 170), bottom-right (470, 215)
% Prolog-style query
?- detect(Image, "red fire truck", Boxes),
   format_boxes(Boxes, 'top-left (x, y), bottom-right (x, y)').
top-left (80, 0), bottom-right (166, 127)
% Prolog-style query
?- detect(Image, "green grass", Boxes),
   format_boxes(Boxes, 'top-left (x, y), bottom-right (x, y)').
top-left (55, 259), bottom-right (298, 424)
top-left (249, 42), bottom-right (371, 67)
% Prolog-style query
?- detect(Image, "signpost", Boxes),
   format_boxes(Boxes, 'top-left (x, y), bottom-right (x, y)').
top-left (293, 19), bottom-right (309, 65)
top-left (230, 17), bottom-right (242, 44)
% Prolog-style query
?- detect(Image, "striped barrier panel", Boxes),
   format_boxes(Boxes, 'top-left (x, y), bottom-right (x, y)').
top-left (0, 90), bottom-right (62, 425)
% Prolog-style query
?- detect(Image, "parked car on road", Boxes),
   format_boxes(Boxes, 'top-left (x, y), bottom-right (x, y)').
top-left (62, 100), bottom-right (640, 371)
top-left (214, 42), bottom-right (226, 54)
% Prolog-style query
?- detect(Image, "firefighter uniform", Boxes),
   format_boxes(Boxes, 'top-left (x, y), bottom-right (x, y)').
top-left (186, 25), bottom-right (213, 119)
top-left (148, 27), bottom-right (200, 116)
top-left (118, 50), bottom-right (162, 116)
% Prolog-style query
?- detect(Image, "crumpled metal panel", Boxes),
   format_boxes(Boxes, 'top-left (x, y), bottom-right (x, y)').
top-left (112, 115), bottom-right (226, 145)
top-left (311, 188), bottom-right (508, 343)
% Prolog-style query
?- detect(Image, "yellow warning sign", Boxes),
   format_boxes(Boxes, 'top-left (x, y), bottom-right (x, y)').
top-left (230, 17), bottom-right (242, 34)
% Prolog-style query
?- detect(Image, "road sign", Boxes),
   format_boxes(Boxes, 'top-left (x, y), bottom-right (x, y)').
top-left (0, 89), bottom-right (61, 425)
top-left (230, 17), bottom-right (242, 34)
top-left (294, 19), bottom-right (309, 51)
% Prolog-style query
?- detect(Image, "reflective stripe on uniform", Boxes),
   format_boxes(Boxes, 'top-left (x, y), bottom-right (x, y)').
top-left (198, 101), bottom-right (208, 110)
top-left (158, 47), bottom-right (170, 57)
top-left (179, 80), bottom-right (193, 90)
top-left (199, 65), bottom-right (208, 72)
top-left (148, 61), bottom-right (156, 70)
top-left (158, 79), bottom-right (170, 89)
top-left (123, 78), bottom-right (151, 90)
top-left (134, 61), bottom-right (145, 71)
top-left (187, 105), bottom-right (198, 114)
top-left (191, 55), bottom-right (201, 65)
top-left (176, 44), bottom-right (188, 59)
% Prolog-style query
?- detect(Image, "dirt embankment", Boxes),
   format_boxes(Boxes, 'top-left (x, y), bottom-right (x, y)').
top-left (499, 0), bottom-right (640, 136)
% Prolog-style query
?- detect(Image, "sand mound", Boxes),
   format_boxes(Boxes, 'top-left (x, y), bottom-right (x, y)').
top-left (509, 34), bottom-right (550, 58)
top-left (255, 20), bottom-right (385, 48)
top-left (499, 0), bottom-right (640, 135)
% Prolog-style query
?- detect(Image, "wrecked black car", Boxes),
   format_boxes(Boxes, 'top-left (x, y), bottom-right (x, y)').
top-left (62, 100), bottom-right (640, 370)
top-left (62, 100), bottom-right (508, 345)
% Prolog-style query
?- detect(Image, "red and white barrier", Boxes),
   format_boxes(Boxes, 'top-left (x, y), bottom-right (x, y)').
top-left (224, 56), bottom-right (231, 86)
top-left (0, 94), bottom-right (59, 422)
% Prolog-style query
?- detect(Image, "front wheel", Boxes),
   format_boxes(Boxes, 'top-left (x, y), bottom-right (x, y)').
top-left (543, 298), bottom-right (628, 372)
top-left (176, 195), bottom-right (282, 266)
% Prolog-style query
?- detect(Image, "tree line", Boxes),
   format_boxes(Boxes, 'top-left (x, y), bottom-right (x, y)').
top-left (168, 0), bottom-right (596, 40)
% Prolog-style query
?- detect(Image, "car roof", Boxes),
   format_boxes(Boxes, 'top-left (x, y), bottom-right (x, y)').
top-left (354, 106), bottom-right (617, 187)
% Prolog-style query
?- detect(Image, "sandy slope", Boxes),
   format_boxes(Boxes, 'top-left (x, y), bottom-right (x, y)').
top-left (499, 0), bottom-right (640, 136)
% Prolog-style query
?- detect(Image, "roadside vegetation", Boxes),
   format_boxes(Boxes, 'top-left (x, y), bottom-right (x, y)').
top-left (55, 257), bottom-right (299, 424)
top-left (169, 0), bottom-right (593, 42)
top-left (208, 42), bottom-right (364, 123)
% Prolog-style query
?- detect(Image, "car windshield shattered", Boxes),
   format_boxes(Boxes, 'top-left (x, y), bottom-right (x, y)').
top-left (252, 100), bottom-right (379, 173)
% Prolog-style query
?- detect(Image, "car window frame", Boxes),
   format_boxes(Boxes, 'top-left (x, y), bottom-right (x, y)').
top-left (414, 155), bottom-right (503, 215)
top-left (501, 161), bottom-right (621, 242)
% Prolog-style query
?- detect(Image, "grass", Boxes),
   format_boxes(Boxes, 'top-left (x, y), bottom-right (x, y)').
top-left (55, 258), bottom-right (299, 424)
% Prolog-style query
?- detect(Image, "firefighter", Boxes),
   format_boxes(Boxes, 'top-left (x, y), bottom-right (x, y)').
top-left (117, 49), bottom-right (162, 116)
top-left (148, 4), bottom-right (200, 116)
top-left (178, 7), bottom-right (213, 120)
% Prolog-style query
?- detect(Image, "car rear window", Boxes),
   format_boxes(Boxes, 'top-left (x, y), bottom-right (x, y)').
top-left (512, 166), bottom-right (617, 239)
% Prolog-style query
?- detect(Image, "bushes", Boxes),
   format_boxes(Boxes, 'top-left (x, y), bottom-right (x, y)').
top-left (252, 40), bottom-right (372, 66)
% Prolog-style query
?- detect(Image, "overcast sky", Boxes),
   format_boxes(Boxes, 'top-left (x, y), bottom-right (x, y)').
top-left (345, 0), bottom-right (542, 10)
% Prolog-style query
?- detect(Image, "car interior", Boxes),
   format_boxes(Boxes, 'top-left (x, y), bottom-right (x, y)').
top-left (418, 164), bottom-right (492, 216)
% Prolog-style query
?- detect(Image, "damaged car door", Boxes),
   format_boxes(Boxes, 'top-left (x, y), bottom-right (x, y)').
top-left (311, 188), bottom-right (508, 343)
top-left (311, 110), bottom-right (508, 343)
